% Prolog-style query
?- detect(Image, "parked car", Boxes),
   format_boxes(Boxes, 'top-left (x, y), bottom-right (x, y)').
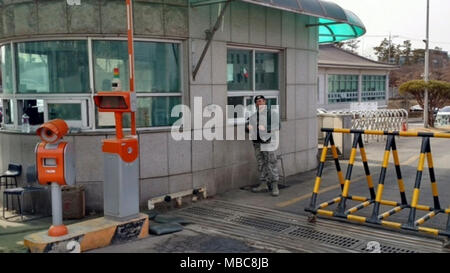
top-left (435, 106), bottom-right (450, 126)
top-left (410, 104), bottom-right (423, 112)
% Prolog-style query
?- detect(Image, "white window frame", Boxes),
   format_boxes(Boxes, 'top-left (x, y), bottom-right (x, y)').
top-left (44, 99), bottom-right (89, 129)
top-left (327, 74), bottom-right (359, 104)
top-left (226, 46), bottom-right (281, 125)
top-left (361, 75), bottom-right (387, 102)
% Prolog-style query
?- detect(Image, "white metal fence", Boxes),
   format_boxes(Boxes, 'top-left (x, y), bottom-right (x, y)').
top-left (325, 109), bottom-right (409, 143)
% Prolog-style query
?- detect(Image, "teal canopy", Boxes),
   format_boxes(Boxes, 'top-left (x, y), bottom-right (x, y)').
top-left (190, 0), bottom-right (366, 44)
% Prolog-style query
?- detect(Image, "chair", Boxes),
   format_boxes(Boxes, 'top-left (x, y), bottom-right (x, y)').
top-left (0, 163), bottom-right (21, 189)
top-left (0, 163), bottom-right (22, 212)
top-left (2, 165), bottom-right (46, 221)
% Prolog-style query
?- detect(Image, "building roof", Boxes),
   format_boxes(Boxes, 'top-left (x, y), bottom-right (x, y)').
top-left (318, 44), bottom-right (398, 70)
top-left (189, 0), bottom-right (366, 43)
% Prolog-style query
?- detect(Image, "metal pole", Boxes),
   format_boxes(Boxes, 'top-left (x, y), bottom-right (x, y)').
top-left (51, 182), bottom-right (63, 227)
top-left (424, 0), bottom-right (430, 128)
top-left (126, 0), bottom-right (137, 136)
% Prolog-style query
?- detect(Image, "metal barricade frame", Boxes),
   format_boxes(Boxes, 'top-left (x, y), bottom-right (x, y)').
top-left (306, 128), bottom-right (450, 242)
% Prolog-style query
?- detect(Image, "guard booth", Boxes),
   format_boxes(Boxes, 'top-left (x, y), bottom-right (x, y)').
top-left (23, 1), bottom-right (149, 253)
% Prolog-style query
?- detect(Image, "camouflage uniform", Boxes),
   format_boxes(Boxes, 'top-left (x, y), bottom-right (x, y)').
top-left (253, 142), bottom-right (280, 186)
top-left (247, 106), bottom-right (280, 196)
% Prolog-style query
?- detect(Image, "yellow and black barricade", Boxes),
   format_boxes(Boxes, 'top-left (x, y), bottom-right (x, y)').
top-left (306, 128), bottom-right (450, 240)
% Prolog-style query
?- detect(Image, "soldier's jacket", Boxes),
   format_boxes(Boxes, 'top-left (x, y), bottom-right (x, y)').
top-left (246, 107), bottom-right (280, 144)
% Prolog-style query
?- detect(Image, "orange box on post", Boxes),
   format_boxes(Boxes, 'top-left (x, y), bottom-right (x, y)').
top-left (94, 91), bottom-right (136, 113)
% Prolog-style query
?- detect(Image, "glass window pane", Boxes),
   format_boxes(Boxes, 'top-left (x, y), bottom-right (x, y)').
top-left (48, 103), bottom-right (82, 121)
top-left (227, 96), bottom-right (245, 119)
top-left (135, 42), bottom-right (180, 93)
top-left (16, 41), bottom-right (89, 94)
top-left (327, 74), bottom-right (358, 104)
top-left (2, 99), bottom-right (13, 124)
top-left (266, 98), bottom-right (278, 112)
top-left (227, 49), bottom-right (252, 91)
top-left (20, 99), bottom-right (44, 125)
top-left (1, 45), bottom-right (13, 94)
top-left (93, 40), bottom-right (130, 92)
top-left (255, 52), bottom-right (278, 90)
top-left (94, 41), bottom-right (181, 93)
top-left (138, 96), bottom-right (181, 127)
top-left (119, 96), bottom-right (181, 128)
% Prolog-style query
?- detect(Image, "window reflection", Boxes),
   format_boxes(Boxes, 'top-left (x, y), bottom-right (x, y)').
top-left (16, 41), bottom-right (89, 94)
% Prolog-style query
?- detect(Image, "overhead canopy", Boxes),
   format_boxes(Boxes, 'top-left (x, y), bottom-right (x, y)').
top-left (189, 0), bottom-right (366, 44)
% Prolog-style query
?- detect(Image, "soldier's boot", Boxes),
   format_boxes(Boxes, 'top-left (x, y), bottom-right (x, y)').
top-left (271, 182), bottom-right (279, 197)
top-left (252, 182), bottom-right (269, 193)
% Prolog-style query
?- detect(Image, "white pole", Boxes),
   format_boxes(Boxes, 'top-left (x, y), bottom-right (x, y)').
top-left (424, 0), bottom-right (430, 128)
top-left (51, 182), bottom-right (63, 227)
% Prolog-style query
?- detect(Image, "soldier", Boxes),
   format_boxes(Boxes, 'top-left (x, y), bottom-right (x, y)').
top-left (246, 95), bottom-right (280, 197)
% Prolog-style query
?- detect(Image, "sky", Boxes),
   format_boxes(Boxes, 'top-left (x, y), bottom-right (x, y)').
top-left (330, 0), bottom-right (450, 60)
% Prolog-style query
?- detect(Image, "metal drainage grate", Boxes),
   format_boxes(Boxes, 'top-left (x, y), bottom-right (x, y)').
top-left (288, 227), bottom-right (360, 248)
top-left (230, 216), bottom-right (291, 233)
top-left (361, 244), bottom-right (416, 253)
top-left (181, 206), bottom-right (234, 219)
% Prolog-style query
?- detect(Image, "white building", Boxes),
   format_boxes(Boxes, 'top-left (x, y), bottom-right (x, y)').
top-left (318, 45), bottom-right (397, 111)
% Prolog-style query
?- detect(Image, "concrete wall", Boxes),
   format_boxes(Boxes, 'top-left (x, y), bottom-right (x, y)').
top-left (0, 0), bottom-right (319, 213)
top-left (189, 1), bottom-right (319, 183)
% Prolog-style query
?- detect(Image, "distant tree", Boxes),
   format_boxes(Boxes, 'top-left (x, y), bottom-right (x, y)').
top-left (373, 38), bottom-right (390, 62)
top-left (399, 80), bottom-right (450, 126)
top-left (336, 39), bottom-right (360, 54)
top-left (400, 40), bottom-right (413, 65)
top-left (373, 38), bottom-right (401, 64)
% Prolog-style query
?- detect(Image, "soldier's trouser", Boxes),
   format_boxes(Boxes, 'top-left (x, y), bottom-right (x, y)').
top-left (253, 143), bottom-right (279, 184)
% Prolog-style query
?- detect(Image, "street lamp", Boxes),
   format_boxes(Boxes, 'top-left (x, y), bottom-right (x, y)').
top-left (424, 0), bottom-right (430, 128)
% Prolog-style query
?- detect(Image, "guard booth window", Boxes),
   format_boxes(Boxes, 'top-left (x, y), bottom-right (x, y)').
top-left (1, 44), bottom-right (13, 94)
top-left (227, 49), bottom-right (253, 91)
top-left (327, 74), bottom-right (359, 104)
top-left (18, 99), bottom-right (44, 126)
top-left (227, 47), bottom-right (280, 124)
top-left (15, 41), bottom-right (90, 94)
top-left (93, 40), bottom-right (182, 128)
top-left (1, 99), bottom-right (14, 125)
top-left (362, 75), bottom-right (386, 101)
